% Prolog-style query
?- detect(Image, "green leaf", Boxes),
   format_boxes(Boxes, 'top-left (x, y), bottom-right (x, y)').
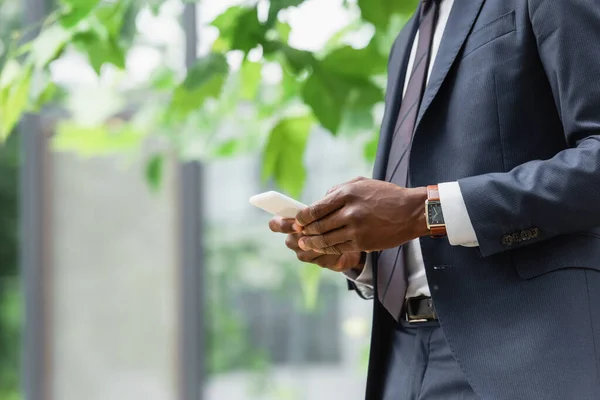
top-left (282, 67), bottom-right (300, 93)
top-left (34, 82), bottom-right (59, 111)
top-left (169, 75), bottom-right (226, 121)
top-left (211, 36), bottom-right (230, 53)
top-left (59, 0), bottom-right (101, 28)
top-left (52, 121), bottom-right (144, 156)
top-left (72, 30), bottom-right (126, 74)
top-left (29, 70), bottom-right (59, 112)
top-left (210, 5), bottom-right (245, 32)
top-left (149, 67), bottom-right (177, 91)
top-left (357, 0), bottom-right (419, 30)
top-left (280, 67), bottom-right (302, 102)
top-left (321, 41), bottom-right (387, 78)
top-left (183, 53), bottom-right (228, 91)
top-left (343, 108), bottom-right (373, 135)
top-left (210, 129), bottom-right (262, 159)
top-left (303, 56), bottom-right (383, 135)
top-left (267, 0), bottom-right (305, 26)
top-left (90, 37), bottom-right (126, 73)
top-left (275, 22), bottom-right (292, 43)
top-left (145, 0), bottom-right (163, 15)
top-left (240, 60), bottom-right (262, 100)
top-left (61, 0), bottom-right (101, 10)
top-left (262, 116), bottom-right (313, 198)
top-left (0, 66), bottom-right (33, 140)
top-left (0, 60), bottom-right (21, 90)
top-left (302, 69), bottom-right (350, 134)
top-left (30, 25), bottom-right (72, 69)
top-left (211, 6), bottom-right (267, 54)
top-left (95, 0), bottom-right (130, 36)
top-left (213, 139), bottom-right (242, 158)
top-left (374, 14), bottom-right (413, 55)
top-left (346, 79), bottom-right (384, 115)
top-left (167, 53), bottom-right (229, 120)
top-left (341, 79), bottom-right (384, 135)
top-left (279, 44), bottom-right (315, 74)
top-left (145, 154), bottom-right (163, 192)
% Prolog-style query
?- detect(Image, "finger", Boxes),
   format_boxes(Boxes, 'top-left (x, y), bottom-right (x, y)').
top-left (302, 210), bottom-right (345, 236)
top-left (285, 233), bottom-right (302, 250)
top-left (269, 217), bottom-right (298, 234)
top-left (298, 228), bottom-right (352, 252)
top-left (295, 192), bottom-right (345, 227)
top-left (326, 177), bottom-right (367, 195)
top-left (295, 250), bottom-right (322, 264)
top-left (314, 242), bottom-right (358, 255)
top-left (334, 252), bottom-right (363, 271)
top-left (311, 254), bottom-right (344, 269)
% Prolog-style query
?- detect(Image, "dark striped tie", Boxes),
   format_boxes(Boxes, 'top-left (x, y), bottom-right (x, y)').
top-left (377, 0), bottom-right (440, 321)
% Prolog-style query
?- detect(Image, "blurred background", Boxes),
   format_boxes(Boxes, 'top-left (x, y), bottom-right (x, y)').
top-left (0, 0), bottom-right (417, 399)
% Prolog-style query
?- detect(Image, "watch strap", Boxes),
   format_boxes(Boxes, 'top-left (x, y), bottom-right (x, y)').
top-left (427, 185), bottom-right (440, 201)
top-left (426, 185), bottom-right (447, 238)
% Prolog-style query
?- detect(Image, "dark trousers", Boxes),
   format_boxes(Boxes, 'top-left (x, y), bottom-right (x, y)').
top-left (382, 320), bottom-right (479, 400)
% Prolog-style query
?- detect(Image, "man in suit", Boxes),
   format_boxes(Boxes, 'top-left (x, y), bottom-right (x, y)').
top-left (269, 0), bottom-right (600, 398)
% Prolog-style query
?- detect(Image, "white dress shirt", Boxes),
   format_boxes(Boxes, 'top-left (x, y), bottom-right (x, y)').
top-left (345, 0), bottom-right (479, 298)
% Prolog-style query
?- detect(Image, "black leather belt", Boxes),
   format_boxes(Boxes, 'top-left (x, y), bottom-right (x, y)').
top-left (405, 296), bottom-right (437, 323)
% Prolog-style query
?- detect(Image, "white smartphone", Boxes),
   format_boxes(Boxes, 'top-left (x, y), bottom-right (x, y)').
top-left (249, 191), bottom-right (307, 219)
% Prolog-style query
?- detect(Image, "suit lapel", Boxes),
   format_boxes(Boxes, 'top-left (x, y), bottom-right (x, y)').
top-left (414, 0), bottom-right (486, 130)
top-left (372, 13), bottom-right (420, 181)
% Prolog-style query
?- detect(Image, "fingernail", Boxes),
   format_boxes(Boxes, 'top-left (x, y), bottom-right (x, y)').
top-left (292, 223), bottom-right (302, 232)
top-left (298, 239), bottom-right (308, 250)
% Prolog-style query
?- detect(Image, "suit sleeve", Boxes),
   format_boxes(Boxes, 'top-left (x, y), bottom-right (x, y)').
top-left (458, 0), bottom-right (600, 257)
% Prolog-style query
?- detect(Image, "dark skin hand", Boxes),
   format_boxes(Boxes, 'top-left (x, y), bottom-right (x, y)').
top-left (294, 177), bottom-right (429, 255)
top-left (268, 216), bottom-right (365, 273)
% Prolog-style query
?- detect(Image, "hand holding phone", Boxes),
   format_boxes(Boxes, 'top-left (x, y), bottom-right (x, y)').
top-left (249, 191), bottom-right (307, 219)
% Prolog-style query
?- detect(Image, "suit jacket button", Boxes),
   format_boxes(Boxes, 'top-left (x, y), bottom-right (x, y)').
top-left (521, 230), bottom-right (532, 241)
top-left (511, 232), bottom-right (521, 243)
top-left (530, 228), bottom-right (540, 238)
top-left (502, 235), bottom-right (513, 246)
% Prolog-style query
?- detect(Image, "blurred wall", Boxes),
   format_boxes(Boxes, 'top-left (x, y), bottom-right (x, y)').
top-left (49, 150), bottom-right (179, 400)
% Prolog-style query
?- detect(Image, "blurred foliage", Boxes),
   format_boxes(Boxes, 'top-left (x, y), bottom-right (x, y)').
top-left (0, 0), bottom-right (418, 197)
top-left (0, 0), bottom-right (23, 398)
top-left (0, 280), bottom-right (21, 400)
top-left (205, 227), bottom-right (269, 376)
top-left (205, 225), bottom-right (326, 376)
top-left (205, 224), bottom-right (350, 398)
top-left (0, 135), bottom-right (19, 277)
top-left (0, 135), bottom-right (20, 398)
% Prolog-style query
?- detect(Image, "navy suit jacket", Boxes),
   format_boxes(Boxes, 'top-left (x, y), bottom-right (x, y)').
top-left (353, 0), bottom-right (600, 399)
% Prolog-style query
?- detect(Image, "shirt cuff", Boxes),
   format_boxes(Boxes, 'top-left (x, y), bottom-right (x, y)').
top-left (343, 255), bottom-right (374, 298)
top-left (344, 257), bottom-right (374, 287)
top-left (438, 182), bottom-right (479, 247)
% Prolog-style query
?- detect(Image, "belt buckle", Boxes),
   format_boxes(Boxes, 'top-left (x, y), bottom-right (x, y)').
top-left (405, 297), bottom-right (436, 324)
top-left (406, 316), bottom-right (429, 324)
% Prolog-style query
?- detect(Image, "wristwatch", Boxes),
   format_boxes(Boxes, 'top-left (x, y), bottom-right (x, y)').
top-left (425, 185), bottom-right (447, 238)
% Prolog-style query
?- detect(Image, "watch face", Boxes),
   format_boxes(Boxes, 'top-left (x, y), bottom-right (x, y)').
top-left (428, 202), bottom-right (445, 226)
